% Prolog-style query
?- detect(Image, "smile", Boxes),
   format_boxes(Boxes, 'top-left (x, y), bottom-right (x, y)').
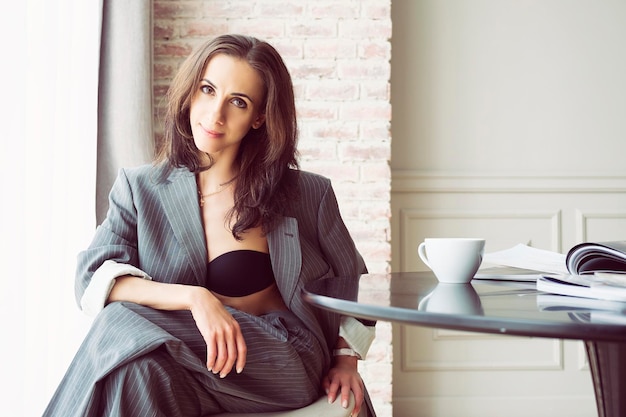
top-left (200, 125), bottom-right (224, 138)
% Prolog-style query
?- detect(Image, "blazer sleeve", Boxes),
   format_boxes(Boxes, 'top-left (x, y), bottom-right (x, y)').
top-left (314, 177), bottom-right (377, 356)
top-left (316, 180), bottom-right (367, 278)
top-left (75, 168), bottom-right (142, 309)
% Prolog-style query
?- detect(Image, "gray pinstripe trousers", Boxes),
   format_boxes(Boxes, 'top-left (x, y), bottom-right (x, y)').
top-left (42, 302), bottom-right (324, 417)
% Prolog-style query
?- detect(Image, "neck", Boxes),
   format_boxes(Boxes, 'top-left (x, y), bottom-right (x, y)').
top-left (196, 163), bottom-right (237, 193)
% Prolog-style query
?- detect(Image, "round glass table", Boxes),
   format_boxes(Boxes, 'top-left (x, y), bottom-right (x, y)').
top-left (303, 272), bottom-right (626, 417)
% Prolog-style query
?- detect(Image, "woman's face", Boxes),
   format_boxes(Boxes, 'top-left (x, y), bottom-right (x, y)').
top-left (189, 53), bottom-right (266, 160)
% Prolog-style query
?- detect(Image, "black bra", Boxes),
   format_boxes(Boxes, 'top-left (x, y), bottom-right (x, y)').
top-left (206, 250), bottom-right (276, 297)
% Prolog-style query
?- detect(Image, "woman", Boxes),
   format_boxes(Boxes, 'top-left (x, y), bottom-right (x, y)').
top-left (43, 34), bottom-right (374, 417)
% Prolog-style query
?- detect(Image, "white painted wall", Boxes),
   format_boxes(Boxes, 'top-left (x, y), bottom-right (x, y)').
top-left (391, 0), bottom-right (626, 175)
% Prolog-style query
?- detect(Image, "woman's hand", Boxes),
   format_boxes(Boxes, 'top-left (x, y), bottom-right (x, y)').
top-left (188, 287), bottom-right (247, 378)
top-left (108, 277), bottom-right (247, 377)
top-left (322, 355), bottom-right (364, 417)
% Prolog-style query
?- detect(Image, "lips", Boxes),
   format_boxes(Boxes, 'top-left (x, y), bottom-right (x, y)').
top-left (200, 124), bottom-right (224, 138)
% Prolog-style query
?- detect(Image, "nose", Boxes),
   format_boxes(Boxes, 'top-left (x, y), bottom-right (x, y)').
top-left (209, 99), bottom-right (226, 126)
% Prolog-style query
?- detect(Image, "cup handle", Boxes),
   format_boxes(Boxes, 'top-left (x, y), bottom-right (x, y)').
top-left (418, 242), bottom-right (431, 268)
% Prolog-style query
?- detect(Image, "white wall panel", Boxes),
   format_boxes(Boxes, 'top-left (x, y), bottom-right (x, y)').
top-left (402, 325), bottom-right (562, 371)
top-left (575, 210), bottom-right (626, 242)
top-left (399, 208), bottom-right (561, 272)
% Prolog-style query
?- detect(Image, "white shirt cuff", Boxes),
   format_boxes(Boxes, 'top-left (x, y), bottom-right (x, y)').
top-left (80, 260), bottom-right (152, 317)
top-left (338, 316), bottom-right (376, 359)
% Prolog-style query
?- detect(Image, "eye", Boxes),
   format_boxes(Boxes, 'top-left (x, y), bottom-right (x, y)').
top-left (199, 84), bottom-right (215, 95)
top-left (231, 97), bottom-right (248, 109)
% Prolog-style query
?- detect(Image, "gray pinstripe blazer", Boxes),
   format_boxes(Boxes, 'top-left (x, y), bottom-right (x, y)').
top-left (76, 163), bottom-right (367, 371)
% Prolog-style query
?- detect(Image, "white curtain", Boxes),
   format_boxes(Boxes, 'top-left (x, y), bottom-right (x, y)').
top-left (0, 1), bottom-right (99, 416)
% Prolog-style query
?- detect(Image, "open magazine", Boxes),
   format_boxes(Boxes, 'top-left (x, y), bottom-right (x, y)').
top-left (566, 241), bottom-right (626, 275)
top-left (537, 241), bottom-right (626, 301)
top-left (479, 242), bottom-right (626, 301)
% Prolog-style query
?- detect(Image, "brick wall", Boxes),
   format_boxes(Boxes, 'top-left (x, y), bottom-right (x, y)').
top-left (152, 1), bottom-right (392, 415)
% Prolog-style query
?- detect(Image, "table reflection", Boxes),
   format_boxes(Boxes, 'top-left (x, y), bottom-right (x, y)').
top-left (418, 283), bottom-right (484, 315)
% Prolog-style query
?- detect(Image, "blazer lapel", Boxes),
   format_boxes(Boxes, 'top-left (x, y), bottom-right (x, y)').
top-left (268, 217), bottom-right (302, 304)
top-left (158, 168), bottom-right (207, 285)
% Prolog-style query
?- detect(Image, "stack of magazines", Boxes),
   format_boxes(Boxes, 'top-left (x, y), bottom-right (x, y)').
top-left (537, 241), bottom-right (626, 301)
top-left (479, 241), bottom-right (626, 301)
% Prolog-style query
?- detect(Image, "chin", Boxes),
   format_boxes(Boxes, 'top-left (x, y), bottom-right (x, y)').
top-left (193, 139), bottom-right (220, 154)
top-left (195, 140), bottom-right (241, 160)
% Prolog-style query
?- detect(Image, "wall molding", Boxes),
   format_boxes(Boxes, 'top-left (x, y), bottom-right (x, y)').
top-left (401, 325), bottom-right (564, 372)
top-left (575, 209), bottom-right (626, 242)
top-left (398, 208), bottom-right (563, 269)
top-left (392, 170), bottom-right (626, 193)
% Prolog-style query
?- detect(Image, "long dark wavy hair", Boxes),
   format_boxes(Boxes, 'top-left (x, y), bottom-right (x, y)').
top-left (156, 34), bottom-right (300, 239)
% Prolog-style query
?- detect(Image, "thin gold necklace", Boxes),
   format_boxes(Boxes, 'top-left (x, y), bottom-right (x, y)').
top-left (197, 181), bottom-right (232, 207)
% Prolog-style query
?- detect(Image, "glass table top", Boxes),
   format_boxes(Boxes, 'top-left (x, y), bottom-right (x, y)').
top-left (303, 271), bottom-right (626, 343)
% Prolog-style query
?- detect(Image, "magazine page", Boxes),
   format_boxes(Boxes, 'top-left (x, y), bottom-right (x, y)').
top-left (481, 244), bottom-right (568, 275)
top-left (566, 241), bottom-right (626, 274)
top-left (537, 274), bottom-right (626, 302)
top-left (594, 272), bottom-right (626, 287)
top-left (589, 282), bottom-right (626, 302)
top-left (474, 266), bottom-right (543, 282)
top-left (536, 274), bottom-right (595, 299)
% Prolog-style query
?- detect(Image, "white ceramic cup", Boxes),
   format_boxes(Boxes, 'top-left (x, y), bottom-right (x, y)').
top-left (417, 238), bottom-right (485, 283)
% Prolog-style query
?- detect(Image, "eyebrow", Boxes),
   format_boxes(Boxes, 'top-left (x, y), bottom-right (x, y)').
top-left (201, 78), bottom-right (255, 104)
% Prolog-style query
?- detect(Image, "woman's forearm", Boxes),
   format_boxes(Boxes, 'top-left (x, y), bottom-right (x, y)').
top-left (108, 275), bottom-right (214, 312)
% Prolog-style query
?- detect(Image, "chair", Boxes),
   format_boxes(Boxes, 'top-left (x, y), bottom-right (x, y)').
top-left (213, 388), bottom-right (376, 417)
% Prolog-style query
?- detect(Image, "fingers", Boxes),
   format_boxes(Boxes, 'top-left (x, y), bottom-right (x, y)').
top-left (204, 320), bottom-right (246, 378)
top-left (339, 384), bottom-right (352, 409)
top-left (235, 331), bottom-right (247, 374)
top-left (214, 334), bottom-right (232, 377)
top-left (350, 400), bottom-right (362, 417)
top-left (351, 378), bottom-right (364, 410)
top-left (349, 383), bottom-right (364, 417)
top-left (190, 295), bottom-right (248, 378)
top-left (323, 371), bottom-right (364, 416)
top-left (324, 375), bottom-right (339, 404)
top-left (322, 375), bottom-right (331, 396)
top-left (327, 383), bottom-right (362, 416)
top-left (205, 333), bottom-right (218, 372)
